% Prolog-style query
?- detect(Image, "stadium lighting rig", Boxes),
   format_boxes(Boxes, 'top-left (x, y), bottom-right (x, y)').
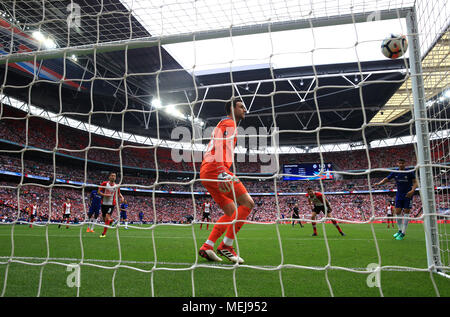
top-left (151, 98), bottom-right (205, 127)
top-left (31, 30), bottom-right (57, 49)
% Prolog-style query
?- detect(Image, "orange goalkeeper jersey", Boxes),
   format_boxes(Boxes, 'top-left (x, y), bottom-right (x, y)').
top-left (201, 116), bottom-right (237, 173)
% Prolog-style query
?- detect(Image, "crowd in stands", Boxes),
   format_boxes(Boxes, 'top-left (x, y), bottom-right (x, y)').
top-left (1, 104), bottom-right (448, 226)
top-left (0, 153), bottom-right (402, 194)
top-left (0, 178), bottom-right (440, 226)
top-left (0, 104), bottom-right (427, 174)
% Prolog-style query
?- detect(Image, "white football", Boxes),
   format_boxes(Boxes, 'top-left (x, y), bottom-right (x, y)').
top-left (381, 34), bottom-right (408, 59)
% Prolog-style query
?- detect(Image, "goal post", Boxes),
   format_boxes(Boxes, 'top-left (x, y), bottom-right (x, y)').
top-left (405, 8), bottom-right (443, 275)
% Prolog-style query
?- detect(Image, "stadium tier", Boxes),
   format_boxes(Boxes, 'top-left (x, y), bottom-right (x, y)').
top-left (0, 180), bottom-right (432, 224)
top-left (0, 104), bottom-right (424, 173)
top-left (0, 102), bottom-right (448, 225)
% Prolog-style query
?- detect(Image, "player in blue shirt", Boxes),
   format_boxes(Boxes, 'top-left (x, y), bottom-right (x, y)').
top-left (86, 189), bottom-right (102, 233)
top-left (138, 211), bottom-right (144, 225)
top-left (120, 199), bottom-right (129, 229)
top-left (373, 158), bottom-right (418, 240)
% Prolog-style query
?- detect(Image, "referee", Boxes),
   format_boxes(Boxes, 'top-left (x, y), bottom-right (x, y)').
top-left (291, 204), bottom-right (303, 228)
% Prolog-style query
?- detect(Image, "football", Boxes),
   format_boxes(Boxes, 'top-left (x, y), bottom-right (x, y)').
top-left (381, 34), bottom-right (408, 59)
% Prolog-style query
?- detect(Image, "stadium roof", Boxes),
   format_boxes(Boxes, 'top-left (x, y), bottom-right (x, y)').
top-left (370, 28), bottom-right (450, 124)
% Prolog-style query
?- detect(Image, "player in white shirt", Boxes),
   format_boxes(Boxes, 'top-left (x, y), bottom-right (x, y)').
top-left (28, 203), bottom-right (38, 228)
top-left (386, 200), bottom-right (395, 229)
top-left (200, 202), bottom-right (212, 230)
top-left (59, 197), bottom-right (72, 229)
top-left (98, 172), bottom-right (124, 238)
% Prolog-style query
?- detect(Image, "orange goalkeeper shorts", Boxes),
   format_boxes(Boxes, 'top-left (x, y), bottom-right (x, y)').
top-left (200, 164), bottom-right (248, 210)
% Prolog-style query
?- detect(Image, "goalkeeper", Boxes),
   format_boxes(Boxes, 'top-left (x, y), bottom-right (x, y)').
top-left (199, 98), bottom-right (255, 264)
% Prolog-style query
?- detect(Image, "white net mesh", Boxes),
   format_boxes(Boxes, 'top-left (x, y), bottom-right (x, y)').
top-left (0, 0), bottom-right (448, 298)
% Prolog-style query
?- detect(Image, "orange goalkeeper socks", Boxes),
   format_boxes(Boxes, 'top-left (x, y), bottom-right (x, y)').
top-left (206, 214), bottom-right (233, 245)
top-left (224, 205), bottom-right (252, 241)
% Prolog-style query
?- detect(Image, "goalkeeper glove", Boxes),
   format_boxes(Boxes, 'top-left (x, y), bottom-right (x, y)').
top-left (218, 172), bottom-right (236, 193)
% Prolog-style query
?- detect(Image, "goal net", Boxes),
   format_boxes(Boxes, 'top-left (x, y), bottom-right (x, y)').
top-left (0, 0), bottom-right (448, 299)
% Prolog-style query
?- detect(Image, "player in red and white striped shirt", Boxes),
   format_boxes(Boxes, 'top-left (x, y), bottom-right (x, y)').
top-left (28, 203), bottom-right (38, 228)
top-left (58, 197), bottom-right (72, 229)
top-left (200, 201), bottom-right (212, 230)
top-left (306, 187), bottom-right (345, 237)
top-left (98, 172), bottom-right (123, 238)
top-left (386, 200), bottom-right (395, 229)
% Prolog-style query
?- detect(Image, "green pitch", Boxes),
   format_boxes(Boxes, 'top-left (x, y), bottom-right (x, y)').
top-left (0, 222), bottom-right (449, 297)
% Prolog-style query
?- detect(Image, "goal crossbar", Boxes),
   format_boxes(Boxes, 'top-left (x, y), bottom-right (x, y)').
top-left (0, 7), bottom-right (413, 65)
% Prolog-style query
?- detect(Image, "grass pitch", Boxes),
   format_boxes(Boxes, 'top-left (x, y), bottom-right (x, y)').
top-left (0, 222), bottom-right (449, 297)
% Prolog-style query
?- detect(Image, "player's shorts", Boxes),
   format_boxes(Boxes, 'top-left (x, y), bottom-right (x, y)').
top-left (63, 214), bottom-right (71, 219)
top-left (202, 212), bottom-right (211, 220)
top-left (395, 196), bottom-right (413, 210)
top-left (88, 207), bottom-right (100, 218)
top-left (101, 205), bottom-right (115, 218)
top-left (29, 214), bottom-right (36, 220)
top-left (200, 166), bottom-right (248, 210)
top-left (312, 205), bottom-right (327, 214)
top-left (292, 214), bottom-right (300, 219)
top-left (120, 211), bottom-right (127, 220)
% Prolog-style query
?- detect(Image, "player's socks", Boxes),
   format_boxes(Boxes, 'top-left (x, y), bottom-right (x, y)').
top-left (402, 217), bottom-right (409, 235)
top-left (222, 236), bottom-right (234, 247)
top-left (102, 219), bottom-right (112, 236)
top-left (312, 222), bottom-right (317, 235)
top-left (200, 223), bottom-right (203, 230)
top-left (90, 219), bottom-right (97, 231)
top-left (206, 224), bottom-right (209, 230)
top-left (331, 220), bottom-right (343, 234)
top-left (396, 215), bottom-right (403, 232)
top-left (125, 221), bottom-right (128, 229)
top-left (224, 205), bottom-right (252, 240)
top-left (206, 214), bottom-right (233, 245)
